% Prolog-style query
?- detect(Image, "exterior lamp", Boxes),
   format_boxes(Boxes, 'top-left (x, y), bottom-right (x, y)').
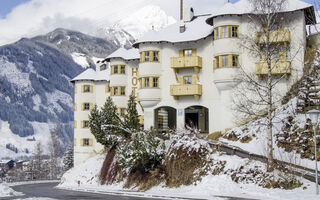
top-left (307, 109), bottom-right (320, 195)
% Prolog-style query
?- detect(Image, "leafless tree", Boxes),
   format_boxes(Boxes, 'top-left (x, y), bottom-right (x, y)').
top-left (232, 0), bottom-right (303, 171)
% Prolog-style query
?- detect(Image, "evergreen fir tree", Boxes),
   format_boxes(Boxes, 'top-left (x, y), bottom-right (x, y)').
top-left (89, 97), bottom-right (121, 148)
top-left (123, 94), bottom-right (140, 135)
top-left (63, 145), bottom-right (74, 170)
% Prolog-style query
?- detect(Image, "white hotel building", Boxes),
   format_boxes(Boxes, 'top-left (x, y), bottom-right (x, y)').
top-left (71, 0), bottom-right (316, 165)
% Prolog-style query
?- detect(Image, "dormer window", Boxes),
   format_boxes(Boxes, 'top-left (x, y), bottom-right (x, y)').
top-left (184, 49), bottom-right (193, 57)
top-left (100, 64), bottom-right (107, 71)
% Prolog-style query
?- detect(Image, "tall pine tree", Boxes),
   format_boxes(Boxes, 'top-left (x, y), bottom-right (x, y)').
top-left (63, 145), bottom-right (74, 171)
top-left (123, 94), bottom-right (140, 134)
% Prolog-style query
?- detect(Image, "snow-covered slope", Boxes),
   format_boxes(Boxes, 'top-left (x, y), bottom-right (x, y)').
top-left (96, 5), bottom-right (176, 47)
top-left (0, 29), bottom-right (119, 159)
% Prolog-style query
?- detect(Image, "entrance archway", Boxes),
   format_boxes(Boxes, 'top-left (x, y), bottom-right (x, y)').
top-left (154, 107), bottom-right (177, 132)
top-left (185, 106), bottom-right (209, 133)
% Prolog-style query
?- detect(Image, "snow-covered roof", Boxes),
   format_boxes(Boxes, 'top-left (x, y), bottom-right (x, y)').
top-left (206, 0), bottom-right (315, 25)
top-left (133, 15), bottom-right (213, 48)
top-left (105, 48), bottom-right (139, 62)
top-left (71, 68), bottom-right (109, 82)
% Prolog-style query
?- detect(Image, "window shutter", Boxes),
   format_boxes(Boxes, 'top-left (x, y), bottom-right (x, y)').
top-left (105, 85), bottom-right (109, 93)
top-left (74, 86), bottom-right (77, 94)
top-left (74, 121), bottom-right (77, 128)
top-left (192, 75), bottom-right (197, 84)
top-left (218, 56), bottom-right (223, 68)
top-left (213, 59), bottom-right (216, 69)
top-left (142, 78), bottom-right (145, 88)
top-left (141, 52), bottom-right (145, 62)
top-left (90, 103), bottom-right (93, 110)
top-left (179, 50), bottom-right (184, 57)
top-left (89, 139), bottom-right (93, 146)
top-left (90, 85), bottom-right (93, 93)
top-left (117, 87), bottom-right (121, 96)
top-left (228, 26), bottom-right (232, 38)
top-left (111, 87), bottom-right (114, 96)
top-left (219, 27), bottom-right (222, 39)
top-left (81, 103), bottom-right (84, 111)
top-left (192, 49), bottom-right (196, 56)
top-left (111, 66), bottom-right (114, 75)
top-left (150, 77), bottom-right (154, 88)
top-left (81, 139), bottom-right (84, 146)
top-left (81, 121), bottom-right (84, 128)
top-left (150, 51), bottom-right (154, 62)
top-left (157, 51), bottom-right (160, 62)
top-left (81, 85), bottom-right (84, 93)
top-left (228, 55), bottom-right (233, 67)
top-left (179, 76), bottom-right (184, 85)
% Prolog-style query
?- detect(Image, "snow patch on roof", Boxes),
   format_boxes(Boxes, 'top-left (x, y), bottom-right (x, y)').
top-left (134, 15), bottom-right (212, 47)
top-left (211, 0), bottom-right (312, 18)
top-left (71, 68), bottom-right (109, 82)
top-left (106, 48), bottom-right (139, 61)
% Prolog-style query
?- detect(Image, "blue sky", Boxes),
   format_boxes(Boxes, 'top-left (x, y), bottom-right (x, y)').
top-left (0, 0), bottom-right (30, 17)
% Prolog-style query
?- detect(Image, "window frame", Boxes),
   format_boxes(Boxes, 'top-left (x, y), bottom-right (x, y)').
top-left (144, 51), bottom-right (150, 62)
top-left (221, 26), bottom-right (228, 38)
top-left (120, 87), bottom-right (126, 96)
top-left (83, 103), bottom-right (90, 111)
top-left (183, 49), bottom-right (193, 57)
top-left (83, 85), bottom-right (91, 93)
top-left (183, 76), bottom-right (192, 85)
top-left (83, 121), bottom-right (90, 128)
top-left (153, 51), bottom-right (159, 62)
top-left (144, 77), bottom-right (150, 88)
top-left (120, 65), bottom-right (126, 74)
top-left (222, 55), bottom-right (228, 67)
top-left (232, 55), bottom-right (239, 67)
top-left (83, 138), bottom-right (90, 146)
top-left (231, 26), bottom-right (238, 38)
top-left (153, 77), bottom-right (159, 88)
top-left (113, 65), bottom-right (118, 74)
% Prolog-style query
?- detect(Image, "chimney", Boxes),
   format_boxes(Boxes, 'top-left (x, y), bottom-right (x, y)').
top-left (180, 0), bottom-right (183, 21)
top-left (180, 22), bottom-right (186, 33)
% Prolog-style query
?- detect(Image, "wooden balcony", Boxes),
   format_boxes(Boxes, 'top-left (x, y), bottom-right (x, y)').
top-left (255, 29), bottom-right (290, 44)
top-left (170, 84), bottom-right (202, 100)
top-left (171, 56), bottom-right (202, 76)
top-left (255, 61), bottom-right (291, 79)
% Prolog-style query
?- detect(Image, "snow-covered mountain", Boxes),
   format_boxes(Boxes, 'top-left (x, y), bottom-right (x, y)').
top-left (0, 29), bottom-right (119, 159)
top-left (96, 5), bottom-right (176, 47)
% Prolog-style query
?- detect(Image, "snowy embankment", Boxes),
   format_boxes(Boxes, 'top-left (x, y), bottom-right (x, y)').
top-left (59, 153), bottom-right (319, 200)
top-left (221, 98), bottom-right (317, 170)
top-left (0, 182), bottom-right (22, 197)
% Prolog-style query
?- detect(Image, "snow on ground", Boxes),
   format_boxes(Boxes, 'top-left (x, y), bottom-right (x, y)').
top-left (220, 98), bottom-right (317, 170)
top-left (71, 52), bottom-right (89, 68)
top-left (58, 153), bottom-right (319, 200)
top-left (0, 120), bottom-right (63, 159)
top-left (0, 182), bottom-right (23, 197)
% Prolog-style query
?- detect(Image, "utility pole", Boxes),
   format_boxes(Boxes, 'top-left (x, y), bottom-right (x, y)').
top-left (180, 0), bottom-right (183, 21)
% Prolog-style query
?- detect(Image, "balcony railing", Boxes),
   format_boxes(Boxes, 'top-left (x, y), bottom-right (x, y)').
top-left (255, 61), bottom-right (291, 79)
top-left (255, 29), bottom-right (290, 44)
top-left (170, 84), bottom-right (202, 100)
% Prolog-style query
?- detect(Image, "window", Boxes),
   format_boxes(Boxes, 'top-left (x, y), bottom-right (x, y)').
top-left (215, 28), bottom-right (219, 39)
top-left (114, 65), bottom-right (118, 74)
top-left (113, 87), bottom-right (118, 96)
top-left (222, 56), bottom-right (228, 67)
top-left (232, 26), bottom-right (238, 38)
top-left (221, 26), bottom-right (228, 38)
top-left (120, 65), bottom-right (126, 74)
top-left (216, 57), bottom-right (220, 68)
top-left (144, 77), bottom-right (150, 88)
top-left (184, 49), bottom-right (193, 57)
top-left (270, 23), bottom-right (279, 30)
top-left (145, 52), bottom-right (150, 62)
top-left (83, 121), bottom-right (90, 128)
top-left (120, 87), bottom-right (126, 95)
top-left (153, 51), bottom-right (159, 62)
top-left (83, 85), bottom-right (91, 93)
top-left (232, 55), bottom-right (239, 67)
top-left (153, 77), bottom-right (159, 88)
top-left (120, 108), bottom-right (126, 117)
top-left (83, 103), bottom-right (90, 111)
top-left (184, 76), bottom-right (192, 85)
top-left (100, 64), bottom-right (107, 71)
top-left (83, 138), bottom-right (90, 146)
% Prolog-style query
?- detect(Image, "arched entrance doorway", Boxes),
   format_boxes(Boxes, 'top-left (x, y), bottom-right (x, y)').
top-left (154, 107), bottom-right (177, 132)
top-left (185, 106), bottom-right (209, 133)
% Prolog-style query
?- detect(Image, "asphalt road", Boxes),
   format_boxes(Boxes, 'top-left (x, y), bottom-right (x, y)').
top-left (2, 182), bottom-right (259, 200)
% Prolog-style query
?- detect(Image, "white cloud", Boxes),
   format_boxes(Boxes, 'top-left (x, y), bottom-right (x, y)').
top-left (0, 0), bottom-right (227, 45)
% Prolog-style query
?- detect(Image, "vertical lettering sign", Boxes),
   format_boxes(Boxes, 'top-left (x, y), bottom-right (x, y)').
top-left (132, 68), bottom-right (138, 96)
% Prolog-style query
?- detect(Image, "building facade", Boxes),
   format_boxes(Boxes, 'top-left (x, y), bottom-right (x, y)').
top-left (72, 0), bottom-right (316, 165)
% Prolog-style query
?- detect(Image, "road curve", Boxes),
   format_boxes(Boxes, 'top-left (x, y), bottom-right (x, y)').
top-left (3, 182), bottom-right (258, 200)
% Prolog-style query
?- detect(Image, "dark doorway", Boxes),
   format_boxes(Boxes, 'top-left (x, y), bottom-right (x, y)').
top-left (185, 106), bottom-right (209, 133)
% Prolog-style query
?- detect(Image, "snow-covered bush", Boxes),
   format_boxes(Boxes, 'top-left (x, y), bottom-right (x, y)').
top-left (164, 130), bottom-right (214, 187)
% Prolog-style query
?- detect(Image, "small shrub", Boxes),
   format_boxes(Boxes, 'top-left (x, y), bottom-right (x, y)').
top-left (208, 131), bottom-right (222, 140)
